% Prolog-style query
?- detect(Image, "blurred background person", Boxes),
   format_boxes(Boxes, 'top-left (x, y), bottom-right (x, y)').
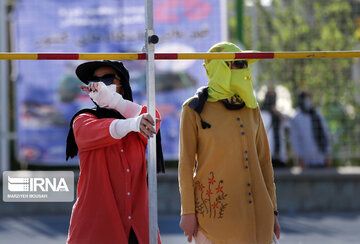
top-left (290, 91), bottom-right (332, 168)
top-left (261, 88), bottom-right (290, 168)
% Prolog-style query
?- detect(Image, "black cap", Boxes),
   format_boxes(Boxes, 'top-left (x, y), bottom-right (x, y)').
top-left (75, 60), bottom-right (130, 85)
top-left (76, 60), bottom-right (133, 101)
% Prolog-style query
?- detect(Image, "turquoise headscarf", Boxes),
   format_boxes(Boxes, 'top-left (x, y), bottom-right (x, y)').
top-left (204, 42), bottom-right (258, 108)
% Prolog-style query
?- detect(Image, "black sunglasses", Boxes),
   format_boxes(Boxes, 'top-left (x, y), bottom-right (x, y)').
top-left (88, 74), bottom-right (119, 85)
top-left (228, 60), bottom-right (248, 69)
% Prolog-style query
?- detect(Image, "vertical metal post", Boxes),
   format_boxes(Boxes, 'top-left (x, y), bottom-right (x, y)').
top-left (144, 0), bottom-right (158, 243)
top-left (220, 0), bottom-right (228, 41)
top-left (0, 0), bottom-right (10, 173)
top-left (352, 43), bottom-right (360, 105)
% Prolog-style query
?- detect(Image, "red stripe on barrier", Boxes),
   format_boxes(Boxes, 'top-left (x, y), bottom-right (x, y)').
top-left (155, 53), bottom-right (178, 59)
top-left (37, 53), bottom-right (80, 60)
top-left (138, 53), bottom-right (147, 60)
top-left (235, 52), bottom-right (275, 59)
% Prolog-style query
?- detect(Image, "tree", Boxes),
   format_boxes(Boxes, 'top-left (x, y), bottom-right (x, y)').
top-left (230, 0), bottom-right (359, 165)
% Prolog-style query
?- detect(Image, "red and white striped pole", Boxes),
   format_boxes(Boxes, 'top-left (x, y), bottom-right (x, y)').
top-left (1, 51), bottom-right (360, 60)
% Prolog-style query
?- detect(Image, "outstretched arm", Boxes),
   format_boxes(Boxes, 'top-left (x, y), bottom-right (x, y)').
top-left (79, 82), bottom-right (142, 118)
top-left (73, 112), bottom-right (156, 151)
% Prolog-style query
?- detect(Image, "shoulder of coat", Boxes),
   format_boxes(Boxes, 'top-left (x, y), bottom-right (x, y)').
top-left (182, 97), bottom-right (196, 107)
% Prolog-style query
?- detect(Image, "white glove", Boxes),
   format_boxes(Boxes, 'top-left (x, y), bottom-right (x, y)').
top-left (109, 115), bottom-right (143, 139)
top-left (89, 82), bottom-right (142, 118)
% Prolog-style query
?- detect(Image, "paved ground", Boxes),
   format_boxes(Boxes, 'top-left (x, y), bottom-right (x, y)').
top-left (0, 212), bottom-right (359, 243)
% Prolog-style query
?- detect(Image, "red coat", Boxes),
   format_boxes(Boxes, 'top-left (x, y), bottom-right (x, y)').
top-left (67, 106), bottom-right (161, 244)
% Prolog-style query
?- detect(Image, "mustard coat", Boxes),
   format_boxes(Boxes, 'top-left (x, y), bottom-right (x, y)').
top-left (178, 99), bottom-right (277, 244)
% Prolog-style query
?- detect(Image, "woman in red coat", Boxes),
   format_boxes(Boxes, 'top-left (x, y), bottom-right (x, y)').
top-left (66, 60), bottom-right (164, 244)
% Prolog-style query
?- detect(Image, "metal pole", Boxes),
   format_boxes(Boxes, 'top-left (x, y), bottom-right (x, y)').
top-left (352, 43), bottom-right (360, 105)
top-left (2, 51), bottom-right (360, 60)
top-left (144, 0), bottom-right (158, 243)
top-left (0, 0), bottom-right (10, 173)
top-left (221, 0), bottom-right (228, 41)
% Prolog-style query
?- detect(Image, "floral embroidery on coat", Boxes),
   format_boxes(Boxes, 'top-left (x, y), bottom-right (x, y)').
top-left (195, 172), bottom-right (228, 219)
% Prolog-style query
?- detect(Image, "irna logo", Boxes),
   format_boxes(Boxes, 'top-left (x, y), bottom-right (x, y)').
top-left (3, 171), bottom-right (74, 202)
top-left (7, 176), bottom-right (69, 192)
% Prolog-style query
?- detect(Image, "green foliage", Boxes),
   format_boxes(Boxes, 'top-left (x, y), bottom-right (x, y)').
top-left (230, 0), bottom-right (360, 164)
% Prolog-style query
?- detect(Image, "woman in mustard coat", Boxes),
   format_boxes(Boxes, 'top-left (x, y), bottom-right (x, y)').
top-left (178, 42), bottom-right (281, 244)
